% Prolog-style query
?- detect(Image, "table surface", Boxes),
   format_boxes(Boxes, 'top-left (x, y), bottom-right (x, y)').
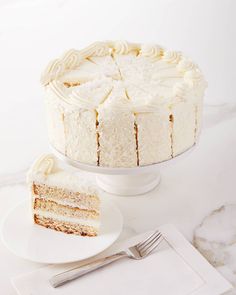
top-left (1, 1), bottom-right (236, 293)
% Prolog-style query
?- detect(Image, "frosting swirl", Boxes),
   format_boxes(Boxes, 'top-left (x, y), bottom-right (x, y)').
top-left (141, 44), bottom-right (162, 59)
top-left (48, 80), bottom-right (70, 104)
top-left (48, 79), bottom-right (114, 111)
top-left (41, 42), bottom-right (110, 85)
top-left (114, 40), bottom-right (129, 54)
top-left (61, 49), bottom-right (79, 69)
top-left (31, 154), bottom-right (58, 176)
top-left (184, 70), bottom-right (203, 86)
top-left (113, 40), bottom-right (140, 54)
top-left (177, 58), bottom-right (196, 72)
top-left (41, 59), bottom-right (65, 85)
top-left (79, 42), bottom-right (110, 59)
top-left (162, 51), bottom-right (182, 64)
top-left (42, 41), bottom-right (206, 112)
top-left (173, 82), bottom-right (190, 98)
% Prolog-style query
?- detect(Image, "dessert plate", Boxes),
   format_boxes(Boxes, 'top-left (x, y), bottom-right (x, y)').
top-left (0, 198), bottom-right (123, 264)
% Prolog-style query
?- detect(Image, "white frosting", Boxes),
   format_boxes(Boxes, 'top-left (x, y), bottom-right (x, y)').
top-left (41, 42), bottom-right (110, 85)
top-left (88, 55), bottom-right (121, 80)
top-left (111, 40), bottom-right (140, 55)
top-left (46, 77), bottom-right (113, 110)
top-left (41, 59), bottom-right (65, 86)
top-left (42, 41), bottom-right (206, 106)
top-left (177, 58), bottom-right (196, 72)
top-left (162, 51), bottom-right (182, 64)
top-left (184, 69), bottom-right (204, 86)
top-left (27, 155), bottom-right (60, 181)
top-left (61, 49), bottom-right (79, 69)
top-left (78, 41), bottom-right (110, 59)
top-left (69, 78), bottom-right (113, 110)
top-left (173, 82), bottom-right (191, 99)
top-left (141, 44), bottom-right (163, 59)
top-left (34, 210), bottom-right (100, 228)
top-left (27, 154), bottom-right (98, 196)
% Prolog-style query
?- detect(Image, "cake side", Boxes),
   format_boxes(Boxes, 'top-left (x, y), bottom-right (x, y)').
top-left (135, 110), bottom-right (172, 165)
top-left (97, 81), bottom-right (137, 167)
top-left (45, 87), bottom-right (66, 154)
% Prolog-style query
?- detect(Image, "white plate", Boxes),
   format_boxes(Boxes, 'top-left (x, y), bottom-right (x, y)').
top-left (0, 198), bottom-right (123, 264)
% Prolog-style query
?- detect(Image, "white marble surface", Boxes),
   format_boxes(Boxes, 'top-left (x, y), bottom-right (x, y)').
top-left (1, 1), bottom-right (236, 294)
top-left (194, 205), bottom-right (236, 294)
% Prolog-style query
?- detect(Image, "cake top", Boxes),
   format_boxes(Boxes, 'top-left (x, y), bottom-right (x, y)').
top-left (27, 154), bottom-right (98, 195)
top-left (41, 41), bottom-right (207, 112)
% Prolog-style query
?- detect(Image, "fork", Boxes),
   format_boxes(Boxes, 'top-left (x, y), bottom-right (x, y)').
top-left (50, 230), bottom-right (163, 288)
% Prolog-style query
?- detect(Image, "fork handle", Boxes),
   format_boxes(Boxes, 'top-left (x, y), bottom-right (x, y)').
top-left (50, 251), bottom-right (127, 288)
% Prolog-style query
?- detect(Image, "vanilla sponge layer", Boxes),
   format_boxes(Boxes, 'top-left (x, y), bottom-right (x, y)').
top-left (33, 183), bottom-right (100, 212)
top-left (34, 214), bottom-right (99, 236)
top-left (34, 198), bottom-right (99, 220)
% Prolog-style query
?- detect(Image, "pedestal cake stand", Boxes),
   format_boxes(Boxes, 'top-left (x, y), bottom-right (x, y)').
top-left (51, 145), bottom-right (195, 196)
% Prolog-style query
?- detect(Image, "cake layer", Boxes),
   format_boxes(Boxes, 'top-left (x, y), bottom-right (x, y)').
top-left (34, 198), bottom-right (99, 220)
top-left (34, 215), bottom-right (98, 236)
top-left (32, 183), bottom-right (100, 212)
top-left (34, 210), bottom-right (100, 227)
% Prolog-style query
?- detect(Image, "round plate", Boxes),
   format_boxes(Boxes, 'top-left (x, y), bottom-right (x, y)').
top-left (0, 198), bottom-right (123, 264)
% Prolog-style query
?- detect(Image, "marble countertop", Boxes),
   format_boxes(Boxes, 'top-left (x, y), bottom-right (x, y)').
top-left (1, 1), bottom-right (236, 294)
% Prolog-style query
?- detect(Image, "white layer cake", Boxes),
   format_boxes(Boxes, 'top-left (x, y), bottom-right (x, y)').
top-left (41, 41), bottom-right (207, 167)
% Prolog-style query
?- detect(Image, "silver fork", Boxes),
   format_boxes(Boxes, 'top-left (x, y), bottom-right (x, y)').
top-left (50, 230), bottom-right (163, 288)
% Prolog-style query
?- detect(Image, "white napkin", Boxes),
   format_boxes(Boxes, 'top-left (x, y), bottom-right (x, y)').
top-left (12, 224), bottom-right (232, 295)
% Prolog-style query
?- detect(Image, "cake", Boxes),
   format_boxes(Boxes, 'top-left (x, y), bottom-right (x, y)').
top-left (41, 41), bottom-right (207, 167)
top-left (27, 154), bottom-right (100, 236)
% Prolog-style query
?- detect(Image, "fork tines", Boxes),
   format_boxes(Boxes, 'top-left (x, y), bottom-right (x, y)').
top-left (137, 230), bottom-right (163, 257)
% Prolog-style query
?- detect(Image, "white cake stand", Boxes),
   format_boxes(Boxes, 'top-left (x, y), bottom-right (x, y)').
top-left (51, 145), bottom-right (195, 196)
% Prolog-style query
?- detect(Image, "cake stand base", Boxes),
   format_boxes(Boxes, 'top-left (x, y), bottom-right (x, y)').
top-left (96, 172), bottom-right (161, 196)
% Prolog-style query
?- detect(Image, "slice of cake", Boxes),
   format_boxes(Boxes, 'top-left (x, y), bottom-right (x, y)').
top-left (27, 154), bottom-right (100, 236)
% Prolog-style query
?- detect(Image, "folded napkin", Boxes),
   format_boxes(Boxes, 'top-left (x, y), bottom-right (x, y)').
top-left (12, 224), bottom-right (232, 295)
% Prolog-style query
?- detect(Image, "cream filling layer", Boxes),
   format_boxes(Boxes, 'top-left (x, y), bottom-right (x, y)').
top-left (34, 209), bottom-right (100, 228)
